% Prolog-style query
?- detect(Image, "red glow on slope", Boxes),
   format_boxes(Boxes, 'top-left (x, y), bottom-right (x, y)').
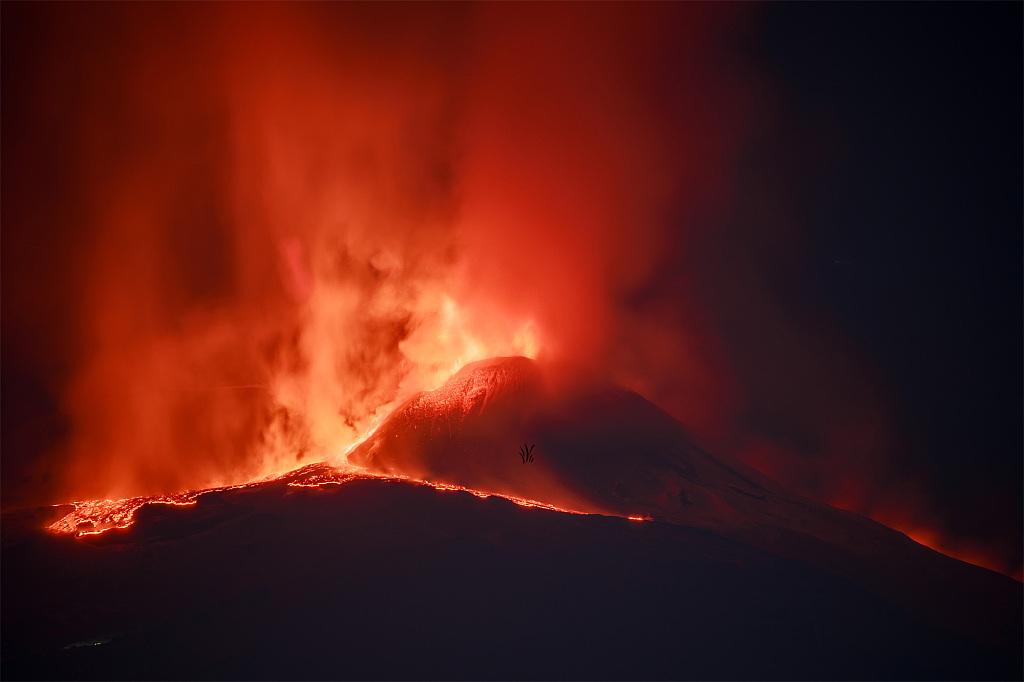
top-left (884, 520), bottom-right (1022, 581)
top-left (810, 476), bottom-right (1020, 580)
top-left (400, 479), bottom-right (589, 516)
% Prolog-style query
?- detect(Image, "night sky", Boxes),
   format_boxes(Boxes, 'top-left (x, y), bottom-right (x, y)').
top-left (741, 2), bottom-right (1022, 575)
top-left (1, 3), bottom-right (1021, 577)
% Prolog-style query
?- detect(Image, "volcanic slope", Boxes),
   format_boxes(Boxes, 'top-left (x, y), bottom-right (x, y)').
top-left (2, 476), bottom-right (1020, 680)
top-left (2, 356), bottom-right (1020, 680)
top-left (349, 356), bottom-right (1022, 660)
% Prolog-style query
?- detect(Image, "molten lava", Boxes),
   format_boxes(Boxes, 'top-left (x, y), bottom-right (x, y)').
top-left (48, 461), bottom-right (589, 539)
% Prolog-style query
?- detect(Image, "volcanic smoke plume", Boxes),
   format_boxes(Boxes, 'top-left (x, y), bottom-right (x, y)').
top-left (3, 3), bottom-right (745, 499)
top-left (1, 3), bottom-right (1019, 576)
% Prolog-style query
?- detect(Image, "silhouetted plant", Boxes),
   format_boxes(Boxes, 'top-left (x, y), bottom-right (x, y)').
top-left (518, 443), bottom-right (536, 464)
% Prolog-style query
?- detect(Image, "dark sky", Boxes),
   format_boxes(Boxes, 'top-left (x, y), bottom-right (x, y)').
top-left (736, 2), bottom-right (1022, 573)
top-left (1, 2), bottom-right (1020, 577)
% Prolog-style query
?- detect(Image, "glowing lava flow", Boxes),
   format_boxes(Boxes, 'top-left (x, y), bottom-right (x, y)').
top-left (50, 495), bottom-right (196, 536)
top-left (363, 475), bottom-right (593, 516)
top-left (47, 462), bottom-right (601, 538)
top-left (48, 482), bottom-right (258, 536)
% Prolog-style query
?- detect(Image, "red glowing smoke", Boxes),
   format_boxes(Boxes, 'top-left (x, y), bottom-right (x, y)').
top-left (2, 3), bottom-right (1016, 577)
top-left (2, 3), bottom-right (748, 502)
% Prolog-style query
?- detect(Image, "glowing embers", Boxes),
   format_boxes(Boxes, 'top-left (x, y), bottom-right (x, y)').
top-left (47, 465), bottom-right (347, 536)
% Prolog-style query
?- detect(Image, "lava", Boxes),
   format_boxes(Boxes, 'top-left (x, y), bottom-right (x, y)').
top-left (48, 481), bottom-right (258, 536)
top-left (49, 495), bottom-right (195, 536)
top-left (47, 462), bottom-right (591, 538)
top-left (889, 522), bottom-right (1023, 581)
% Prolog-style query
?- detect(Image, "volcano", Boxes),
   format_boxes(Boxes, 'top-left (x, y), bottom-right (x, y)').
top-left (3, 357), bottom-right (1021, 680)
top-left (351, 357), bottom-right (1023, 656)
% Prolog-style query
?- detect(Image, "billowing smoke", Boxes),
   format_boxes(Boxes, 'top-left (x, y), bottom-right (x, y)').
top-left (5, 3), bottom-right (497, 500)
top-left (2, 4), bottom-right (1016, 577)
top-left (1, 3), bottom-right (748, 502)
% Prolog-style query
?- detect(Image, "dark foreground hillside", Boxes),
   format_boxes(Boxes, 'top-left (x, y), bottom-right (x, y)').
top-left (3, 475), bottom-right (1020, 680)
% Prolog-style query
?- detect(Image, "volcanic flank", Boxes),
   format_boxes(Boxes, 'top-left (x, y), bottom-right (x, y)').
top-left (349, 355), bottom-right (790, 522)
top-left (350, 356), bottom-right (1021, 656)
top-left (2, 357), bottom-right (1021, 680)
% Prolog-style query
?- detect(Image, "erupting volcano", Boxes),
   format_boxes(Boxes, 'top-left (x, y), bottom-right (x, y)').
top-left (12, 355), bottom-right (1020, 679)
top-left (3, 2), bottom-right (1021, 680)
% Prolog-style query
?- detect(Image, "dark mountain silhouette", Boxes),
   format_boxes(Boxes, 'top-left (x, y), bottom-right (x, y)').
top-left (350, 356), bottom-right (1021, 661)
top-left (2, 356), bottom-right (1020, 679)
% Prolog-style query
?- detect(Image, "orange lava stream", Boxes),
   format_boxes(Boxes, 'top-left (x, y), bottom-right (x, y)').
top-left (47, 481), bottom-right (260, 536)
top-left (47, 464), bottom-right (606, 538)
top-left (364, 473), bottom-right (593, 516)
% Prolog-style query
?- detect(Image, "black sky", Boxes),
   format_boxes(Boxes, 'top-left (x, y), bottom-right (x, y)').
top-left (740, 2), bottom-right (1021, 572)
